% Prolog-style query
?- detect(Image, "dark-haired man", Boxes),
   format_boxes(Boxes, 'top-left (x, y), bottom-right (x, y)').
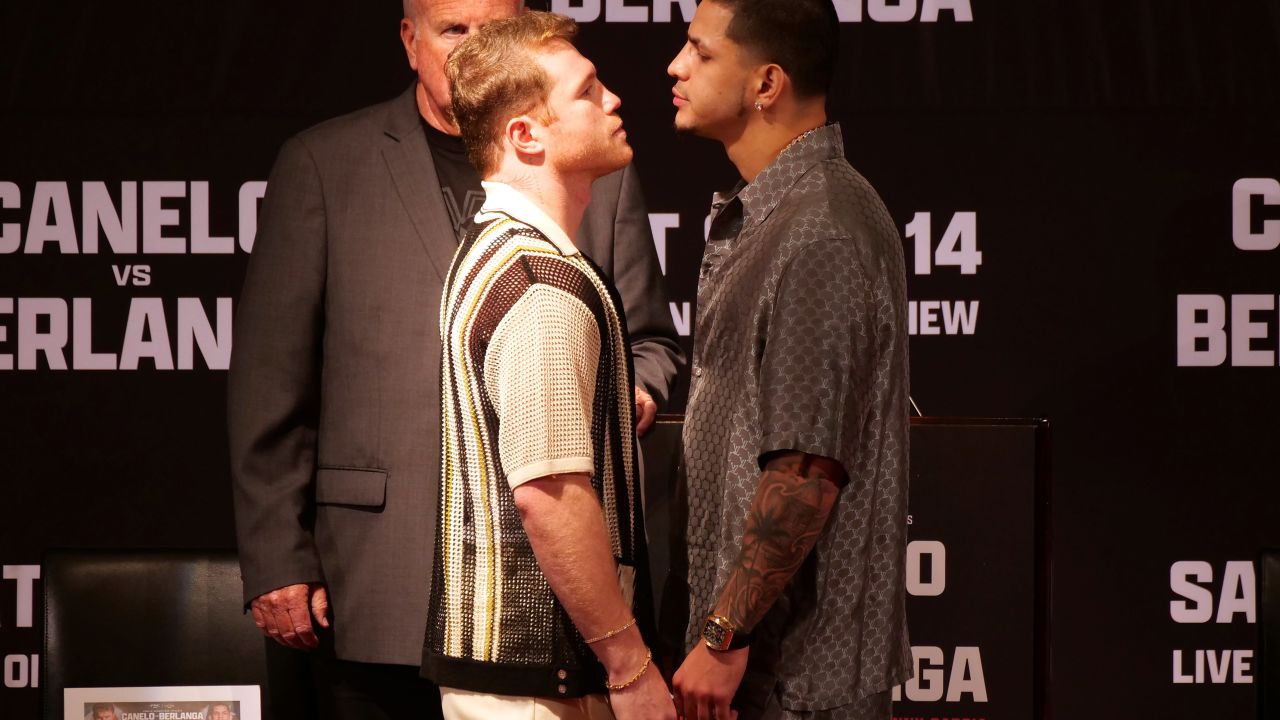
top-left (667, 1), bottom-right (912, 719)
top-left (229, 0), bottom-right (681, 717)
top-left (424, 11), bottom-right (676, 720)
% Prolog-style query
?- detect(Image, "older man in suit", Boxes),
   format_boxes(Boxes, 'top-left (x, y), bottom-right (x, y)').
top-left (227, 1), bottom-right (682, 718)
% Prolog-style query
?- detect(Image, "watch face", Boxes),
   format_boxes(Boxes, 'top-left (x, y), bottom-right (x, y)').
top-left (701, 617), bottom-right (730, 650)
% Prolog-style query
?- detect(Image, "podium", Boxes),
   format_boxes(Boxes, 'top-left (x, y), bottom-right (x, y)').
top-left (42, 419), bottom-right (1049, 720)
top-left (641, 416), bottom-right (1050, 720)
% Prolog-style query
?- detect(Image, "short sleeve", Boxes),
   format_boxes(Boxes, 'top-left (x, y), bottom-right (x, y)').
top-left (485, 283), bottom-right (601, 488)
top-left (758, 238), bottom-right (870, 475)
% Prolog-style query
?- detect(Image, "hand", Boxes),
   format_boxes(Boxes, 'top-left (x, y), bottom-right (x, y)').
top-left (608, 651), bottom-right (678, 720)
top-left (249, 582), bottom-right (329, 650)
top-left (672, 642), bottom-right (748, 720)
top-left (634, 385), bottom-right (657, 437)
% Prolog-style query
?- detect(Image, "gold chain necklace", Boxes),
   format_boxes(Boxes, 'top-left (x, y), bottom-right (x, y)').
top-left (780, 124), bottom-right (825, 156)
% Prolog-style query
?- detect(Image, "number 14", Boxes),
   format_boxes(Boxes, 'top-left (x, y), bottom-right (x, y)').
top-left (904, 211), bottom-right (981, 275)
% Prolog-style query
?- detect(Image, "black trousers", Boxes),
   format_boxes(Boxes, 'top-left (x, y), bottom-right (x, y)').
top-left (264, 641), bottom-right (444, 720)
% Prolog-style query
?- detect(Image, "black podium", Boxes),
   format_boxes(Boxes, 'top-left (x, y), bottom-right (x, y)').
top-left (42, 418), bottom-right (1048, 720)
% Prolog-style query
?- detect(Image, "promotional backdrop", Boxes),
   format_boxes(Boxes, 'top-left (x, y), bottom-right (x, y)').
top-left (2, 1), bottom-right (1279, 718)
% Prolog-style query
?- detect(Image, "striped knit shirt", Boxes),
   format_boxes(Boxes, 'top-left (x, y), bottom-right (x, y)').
top-left (422, 182), bottom-right (647, 698)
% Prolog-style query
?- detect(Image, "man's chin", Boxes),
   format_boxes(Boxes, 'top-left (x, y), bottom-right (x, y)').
top-left (672, 117), bottom-right (707, 138)
top-left (600, 146), bottom-right (633, 176)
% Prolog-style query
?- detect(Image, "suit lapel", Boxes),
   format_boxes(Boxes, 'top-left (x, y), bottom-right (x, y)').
top-left (382, 86), bottom-right (458, 283)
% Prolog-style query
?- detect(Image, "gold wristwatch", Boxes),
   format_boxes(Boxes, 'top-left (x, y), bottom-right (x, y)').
top-left (700, 614), bottom-right (754, 651)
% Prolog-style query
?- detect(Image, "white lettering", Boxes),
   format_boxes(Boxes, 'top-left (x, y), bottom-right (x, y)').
top-left (831, 0), bottom-right (864, 21)
top-left (0, 298), bottom-right (11, 370)
top-left (82, 181), bottom-right (138, 254)
top-left (551, 0), bottom-right (601, 22)
top-left (190, 181), bottom-right (234, 254)
top-left (1176, 295), bottom-right (1228, 367)
top-left (18, 298), bottom-right (68, 370)
top-left (653, 0), bottom-right (695, 22)
top-left (1235, 650), bottom-right (1253, 683)
top-left (606, 0), bottom-right (648, 22)
top-left (177, 297), bottom-right (232, 370)
top-left (1172, 649), bottom-right (1194, 684)
top-left (26, 182), bottom-right (77, 254)
top-left (921, 0), bottom-right (974, 22)
top-left (558, 0), bottom-right (970, 23)
top-left (904, 645), bottom-right (944, 701)
top-left (947, 646), bottom-right (988, 702)
top-left (238, 181), bottom-right (268, 253)
top-left (906, 540), bottom-right (946, 597)
top-left (1170, 560), bottom-right (1214, 623)
top-left (1173, 648), bottom-right (1254, 684)
top-left (648, 213), bottom-right (679, 275)
top-left (670, 302), bottom-right (692, 337)
top-left (1177, 295), bottom-right (1280, 367)
top-left (3, 655), bottom-right (28, 689)
top-left (0, 182), bottom-right (20, 253)
top-left (2, 565), bottom-right (40, 628)
top-left (72, 298), bottom-right (118, 370)
top-left (891, 645), bottom-right (988, 701)
top-left (942, 301), bottom-right (979, 335)
top-left (1216, 561), bottom-right (1256, 624)
top-left (141, 181), bottom-right (186, 254)
top-left (868, 0), bottom-right (917, 24)
top-left (119, 297), bottom-right (175, 370)
top-left (1232, 178), bottom-right (1280, 251)
top-left (918, 300), bottom-right (941, 335)
top-left (1231, 294), bottom-right (1275, 366)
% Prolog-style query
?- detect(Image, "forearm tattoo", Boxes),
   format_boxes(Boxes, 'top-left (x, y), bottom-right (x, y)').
top-left (714, 452), bottom-right (843, 631)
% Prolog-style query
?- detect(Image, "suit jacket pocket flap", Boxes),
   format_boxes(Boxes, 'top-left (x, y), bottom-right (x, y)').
top-left (315, 467), bottom-right (388, 508)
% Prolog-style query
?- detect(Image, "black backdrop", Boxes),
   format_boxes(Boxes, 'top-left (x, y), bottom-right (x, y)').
top-left (2, 1), bottom-right (1279, 718)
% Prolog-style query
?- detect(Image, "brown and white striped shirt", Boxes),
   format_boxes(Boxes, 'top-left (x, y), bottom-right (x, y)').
top-left (422, 182), bottom-right (647, 698)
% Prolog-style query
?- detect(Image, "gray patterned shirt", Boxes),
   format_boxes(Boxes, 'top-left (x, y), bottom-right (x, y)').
top-left (683, 123), bottom-right (912, 710)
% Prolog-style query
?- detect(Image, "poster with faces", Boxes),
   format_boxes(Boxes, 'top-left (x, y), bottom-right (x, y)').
top-left (64, 687), bottom-right (260, 720)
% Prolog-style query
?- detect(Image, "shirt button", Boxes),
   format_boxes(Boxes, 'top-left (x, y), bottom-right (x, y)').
top-left (557, 684), bottom-right (568, 695)
top-left (557, 669), bottom-right (568, 680)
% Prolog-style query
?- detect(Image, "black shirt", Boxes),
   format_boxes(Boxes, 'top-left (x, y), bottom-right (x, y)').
top-left (423, 118), bottom-right (484, 241)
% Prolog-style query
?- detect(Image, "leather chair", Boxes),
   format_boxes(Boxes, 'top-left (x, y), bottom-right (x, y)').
top-left (41, 549), bottom-right (306, 720)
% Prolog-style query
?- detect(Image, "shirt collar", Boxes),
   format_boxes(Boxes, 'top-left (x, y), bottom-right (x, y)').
top-left (730, 122), bottom-right (844, 231)
top-left (476, 181), bottom-right (579, 256)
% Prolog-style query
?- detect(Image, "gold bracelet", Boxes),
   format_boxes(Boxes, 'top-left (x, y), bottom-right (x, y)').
top-left (584, 616), bottom-right (636, 644)
top-left (604, 647), bottom-right (652, 691)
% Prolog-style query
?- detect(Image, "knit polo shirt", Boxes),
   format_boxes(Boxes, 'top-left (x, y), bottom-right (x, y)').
top-left (422, 182), bottom-right (647, 698)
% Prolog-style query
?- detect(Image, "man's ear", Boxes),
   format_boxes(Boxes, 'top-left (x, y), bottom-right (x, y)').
top-left (752, 63), bottom-right (787, 111)
top-left (400, 19), bottom-right (419, 71)
top-left (504, 116), bottom-right (544, 160)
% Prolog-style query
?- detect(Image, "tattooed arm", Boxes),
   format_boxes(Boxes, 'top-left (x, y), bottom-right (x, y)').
top-left (713, 450), bottom-right (846, 629)
top-left (672, 450), bottom-right (847, 720)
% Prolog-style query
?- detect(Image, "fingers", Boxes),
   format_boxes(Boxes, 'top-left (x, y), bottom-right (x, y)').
top-left (287, 599), bottom-right (319, 649)
top-left (251, 583), bottom-right (316, 650)
top-left (249, 602), bottom-right (268, 638)
top-left (714, 693), bottom-right (733, 720)
top-left (310, 585), bottom-right (331, 629)
top-left (634, 386), bottom-right (657, 437)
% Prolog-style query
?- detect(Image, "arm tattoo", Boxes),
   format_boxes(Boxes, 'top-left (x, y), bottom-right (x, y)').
top-left (714, 452), bottom-right (844, 631)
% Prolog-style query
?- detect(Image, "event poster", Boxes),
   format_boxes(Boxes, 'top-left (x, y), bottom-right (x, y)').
top-left (64, 687), bottom-right (259, 720)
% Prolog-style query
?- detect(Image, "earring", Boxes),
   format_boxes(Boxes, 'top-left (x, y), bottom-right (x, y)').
top-left (754, 101), bottom-right (763, 111)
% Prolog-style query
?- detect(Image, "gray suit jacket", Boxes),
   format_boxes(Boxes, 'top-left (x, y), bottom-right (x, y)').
top-left (228, 87), bottom-right (682, 666)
